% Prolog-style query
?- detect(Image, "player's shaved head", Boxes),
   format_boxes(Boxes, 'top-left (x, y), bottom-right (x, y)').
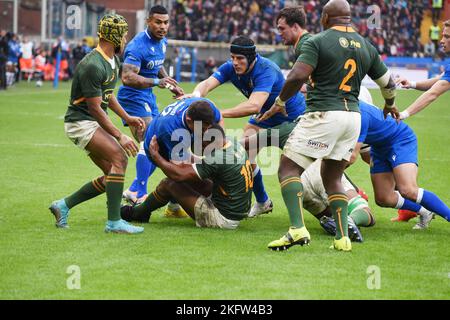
top-left (321, 0), bottom-right (352, 29)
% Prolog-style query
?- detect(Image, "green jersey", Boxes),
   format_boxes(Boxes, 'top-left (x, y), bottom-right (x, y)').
top-left (297, 26), bottom-right (388, 113)
top-left (65, 47), bottom-right (120, 123)
top-left (194, 139), bottom-right (252, 221)
top-left (294, 32), bottom-right (312, 60)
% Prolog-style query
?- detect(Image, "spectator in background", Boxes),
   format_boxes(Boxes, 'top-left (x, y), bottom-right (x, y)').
top-left (7, 33), bottom-right (21, 86)
top-left (430, 19), bottom-right (441, 52)
top-left (424, 39), bottom-right (436, 57)
top-left (82, 38), bottom-right (92, 54)
top-left (0, 30), bottom-right (8, 90)
top-left (72, 41), bottom-right (87, 70)
top-left (19, 36), bottom-right (34, 80)
top-left (203, 56), bottom-right (216, 79)
top-left (432, 0), bottom-right (443, 21)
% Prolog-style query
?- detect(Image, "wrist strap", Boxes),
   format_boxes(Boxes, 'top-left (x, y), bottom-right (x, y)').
top-left (153, 78), bottom-right (160, 86)
top-left (409, 81), bottom-right (416, 89)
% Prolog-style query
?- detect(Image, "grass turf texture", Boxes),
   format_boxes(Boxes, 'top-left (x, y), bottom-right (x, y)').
top-left (0, 82), bottom-right (449, 300)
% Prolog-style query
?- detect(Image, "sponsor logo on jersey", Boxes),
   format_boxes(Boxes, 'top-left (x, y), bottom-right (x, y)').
top-left (147, 59), bottom-right (165, 70)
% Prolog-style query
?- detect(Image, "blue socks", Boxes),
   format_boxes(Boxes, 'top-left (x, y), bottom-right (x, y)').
top-left (253, 165), bottom-right (269, 203)
top-left (417, 188), bottom-right (450, 222)
top-left (129, 143), bottom-right (157, 199)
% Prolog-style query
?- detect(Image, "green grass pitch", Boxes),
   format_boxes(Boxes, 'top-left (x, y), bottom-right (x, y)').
top-left (0, 82), bottom-right (449, 300)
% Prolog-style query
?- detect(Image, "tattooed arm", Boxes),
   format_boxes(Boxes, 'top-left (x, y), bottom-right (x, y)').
top-left (121, 63), bottom-right (158, 89)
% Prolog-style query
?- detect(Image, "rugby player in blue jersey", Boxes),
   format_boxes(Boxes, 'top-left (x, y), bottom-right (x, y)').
top-left (143, 98), bottom-right (222, 164)
top-left (396, 20), bottom-right (450, 119)
top-left (117, 5), bottom-right (184, 208)
top-left (350, 101), bottom-right (450, 228)
top-left (180, 36), bottom-right (306, 218)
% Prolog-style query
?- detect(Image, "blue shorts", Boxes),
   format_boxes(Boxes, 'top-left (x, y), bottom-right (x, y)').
top-left (118, 91), bottom-right (159, 126)
top-left (370, 135), bottom-right (418, 174)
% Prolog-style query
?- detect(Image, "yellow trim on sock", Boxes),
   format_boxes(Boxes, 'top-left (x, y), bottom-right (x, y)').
top-left (280, 177), bottom-right (301, 188)
top-left (152, 191), bottom-right (165, 204)
top-left (298, 191), bottom-right (305, 227)
top-left (328, 195), bottom-right (349, 202)
top-left (105, 178), bottom-right (125, 183)
top-left (92, 179), bottom-right (104, 192)
top-left (336, 207), bottom-right (345, 238)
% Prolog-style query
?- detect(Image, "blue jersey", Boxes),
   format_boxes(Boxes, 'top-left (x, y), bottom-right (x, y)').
top-left (442, 63), bottom-right (450, 83)
top-left (212, 54), bottom-right (306, 128)
top-left (144, 97), bottom-right (222, 162)
top-left (117, 30), bottom-right (168, 118)
top-left (8, 40), bottom-right (20, 63)
top-left (358, 101), bottom-right (415, 147)
top-left (358, 101), bottom-right (417, 173)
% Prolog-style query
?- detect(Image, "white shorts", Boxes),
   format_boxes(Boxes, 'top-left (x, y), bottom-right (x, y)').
top-left (283, 111), bottom-right (361, 166)
top-left (301, 159), bottom-right (356, 217)
top-left (194, 196), bottom-right (240, 230)
top-left (64, 120), bottom-right (100, 154)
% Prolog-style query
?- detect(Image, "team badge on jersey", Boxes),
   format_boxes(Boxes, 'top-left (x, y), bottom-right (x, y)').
top-left (339, 37), bottom-right (349, 48)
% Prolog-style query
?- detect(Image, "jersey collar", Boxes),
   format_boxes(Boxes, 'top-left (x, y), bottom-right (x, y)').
top-left (95, 45), bottom-right (115, 68)
top-left (145, 29), bottom-right (164, 42)
top-left (294, 30), bottom-right (309, 50)
top-left (331, 25), bottom-right (356, 33)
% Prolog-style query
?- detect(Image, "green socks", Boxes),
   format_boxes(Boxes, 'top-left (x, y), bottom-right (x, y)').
top-left (106, 174), bottom-right (125, 221)
top-left (131, 190), bottom-right (169, 222)
top-left (329, 194), bottom-right (349, 239)
top-left (280, 177), bottom-right (305, 228)
top-left (64, 176), bottom-right (105, 209)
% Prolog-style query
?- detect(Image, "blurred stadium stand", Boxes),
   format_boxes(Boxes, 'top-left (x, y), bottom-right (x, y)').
top-left (0, 0), bottom-right (449, 83)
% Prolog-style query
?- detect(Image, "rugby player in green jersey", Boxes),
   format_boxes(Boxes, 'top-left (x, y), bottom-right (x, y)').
top-left (49, 14), bottom-right (146, 234)
top-left (121, 124), bottom-right (253, 229)
top-left (259, 0), bottom-right (399, 251)
top-left (276, 6), bottom-right (312, 61)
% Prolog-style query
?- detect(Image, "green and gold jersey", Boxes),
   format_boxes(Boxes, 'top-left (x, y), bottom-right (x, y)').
top-left (64, 47), bottom-right (120, 123)
top-left (194, 139), bottom-right (252, 221)
top-left (294, 31), bottom-right (312, 60)
top-left (297, 26), bottom-right (388, 113)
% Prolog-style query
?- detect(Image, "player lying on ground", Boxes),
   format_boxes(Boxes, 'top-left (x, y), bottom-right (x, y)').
top-left (49, 14), bottom-right (145, 234)
top-left (396, 19), bottom-right (450, 120)
top-left (137, 97), bottom-right (223, 218)
top-left (179, 36), bottom-right (306, 218)
top-left (350, 101), bottom-right (450, 228)
top-left (121, 124), bottom-right (252, 229)
top-left (243, 121), bottom-right (374, 243)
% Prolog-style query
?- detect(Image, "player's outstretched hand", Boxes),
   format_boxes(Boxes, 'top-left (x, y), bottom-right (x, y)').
top-left (149, 135), bottom-right (160, 158)
top-left (118, 134), bottom-right (139, 157)
top-left (159, 77), bottom-right (178, 90)
top-left (383, 104), bottom-right (400, 120)
top-left (169, 85), bottom-right (185, 99)
top-left (256, 103), bottom-right (288, 122)
top-left (395, 77), bottom-right (412, 89)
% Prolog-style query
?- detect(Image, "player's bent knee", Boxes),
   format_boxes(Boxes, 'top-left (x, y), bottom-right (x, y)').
top-left (398, 187), bottom-right (418, 202)
top-left (375, 196), bottom-right (394, 208)
top-left (110, 153), bottom-right (128, 171)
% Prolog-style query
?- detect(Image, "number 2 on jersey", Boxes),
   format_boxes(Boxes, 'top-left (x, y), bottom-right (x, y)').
top-left (240, 160), bottom-right (253, 192)
top-left (339, 59), bottom-right (356, 92)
